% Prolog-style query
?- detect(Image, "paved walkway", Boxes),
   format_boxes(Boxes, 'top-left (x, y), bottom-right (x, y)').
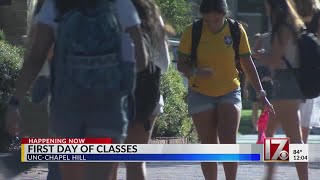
top-left (2, 162), bottom-right (320, 180)
top-left (237, 134), bottom-right (320, 144)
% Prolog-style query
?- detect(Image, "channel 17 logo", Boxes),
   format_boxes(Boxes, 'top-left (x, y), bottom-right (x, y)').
top-left (264, 138), bottom-right (290, 161)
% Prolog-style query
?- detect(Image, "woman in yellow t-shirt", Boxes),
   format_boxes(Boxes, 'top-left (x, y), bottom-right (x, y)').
top-left (177, 0), bottom-right (274, 179)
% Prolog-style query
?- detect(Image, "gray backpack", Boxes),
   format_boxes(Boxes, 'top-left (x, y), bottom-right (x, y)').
top-left (51, 1), bottom-right (135, 110)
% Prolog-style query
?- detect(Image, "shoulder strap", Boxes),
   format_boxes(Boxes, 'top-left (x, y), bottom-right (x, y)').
top-left (227, 18), bottom-right (241, 60)
top-left (227, 18), bottom-right (244, 81)
top-left (282, 56), bottom-right (293, 69)
top-left (191, 19), bottom-right (203, 67)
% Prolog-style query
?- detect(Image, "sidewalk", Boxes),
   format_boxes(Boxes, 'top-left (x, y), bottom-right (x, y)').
top-left (2, 162), bottom-right (320, 180)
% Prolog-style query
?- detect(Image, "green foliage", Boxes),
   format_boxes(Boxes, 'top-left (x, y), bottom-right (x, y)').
top-left (0, 38), bottom-right (23, 151)
top-left (152, 64), bottom-right (197, 142)
top-left (156, 0), bottom-right (193, 34)
top-left (0, 40), bottom-right (23, 111)
top-left (150, 0), bottom-right (196, 141)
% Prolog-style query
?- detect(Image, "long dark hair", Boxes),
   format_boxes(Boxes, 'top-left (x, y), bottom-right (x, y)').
top-left (131, 0), bottom-right (165, 49)
top-left (266, 0), bottom-right (304, 44)
top-left (199, 0), bottom-right (229, 16)
top-left (294, 0), bottom-right (318, 18)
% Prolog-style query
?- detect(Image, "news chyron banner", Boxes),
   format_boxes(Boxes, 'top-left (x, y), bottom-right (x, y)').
top-left (263, 138), bottom-right (309, 162)
top-left (20, 138), bottom-right (316, 162)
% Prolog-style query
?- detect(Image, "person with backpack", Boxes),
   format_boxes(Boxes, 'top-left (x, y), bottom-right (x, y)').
top-left (4, 0), bottom-right (148, 179)
top-left (253, 0), bottom-right (309, 179)
top-left (294, 0), bottom-right (320, 143)
top-left (110, 0), bottom-right (170, 179)
top-left (177, 0), bottom-right (274, 179)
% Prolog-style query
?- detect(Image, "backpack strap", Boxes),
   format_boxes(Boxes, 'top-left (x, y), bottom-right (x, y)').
top-left (227, 18), bottom-right (241, 61)
top-left (190, 19), bottom-right (203, 68)
top-left (282, 56), bottom-right (293, 69)
top-left (227, 18), bottom-right (245, 90)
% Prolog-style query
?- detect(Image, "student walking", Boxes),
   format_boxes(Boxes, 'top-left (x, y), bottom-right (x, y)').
top-left (253, 0), bottom-right (309, 179)
top-left (294, 0), bottom-right (320, 143)
top-left (5, 0), bottom-right (148, 179)
top-left (177, 0), bottom-right (274, 179)
top-left (110, 0), bottom-right (170, 180)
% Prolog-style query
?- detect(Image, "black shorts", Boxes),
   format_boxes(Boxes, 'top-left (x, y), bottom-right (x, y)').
top-left (248, 81), bottom-right (273, 102)
top-left (256, 66), bottom-right (271, 79)
top-left (129, 62), bottom-right (161, 131)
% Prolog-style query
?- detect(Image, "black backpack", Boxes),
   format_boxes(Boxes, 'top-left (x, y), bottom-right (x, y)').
top-left (190, 18), bottom-right (244, 88)
top-left (283, 29), bottom-right (320, 99)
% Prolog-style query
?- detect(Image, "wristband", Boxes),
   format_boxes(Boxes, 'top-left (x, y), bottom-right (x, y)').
top-left (256, 90), bottom-right (267, 99)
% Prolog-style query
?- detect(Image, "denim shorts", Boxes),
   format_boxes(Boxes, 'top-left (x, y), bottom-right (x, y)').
top-left (187, 88), bottom-right (242, 115)
top-left (48, 94), bottom-right (129, 143)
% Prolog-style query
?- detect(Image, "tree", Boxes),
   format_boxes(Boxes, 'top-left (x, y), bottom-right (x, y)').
top-left (156, 0), bottom-right (193, 34)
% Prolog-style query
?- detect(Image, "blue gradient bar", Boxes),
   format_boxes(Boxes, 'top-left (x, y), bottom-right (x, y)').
top-left (26, 154), bottom-right (261, 162)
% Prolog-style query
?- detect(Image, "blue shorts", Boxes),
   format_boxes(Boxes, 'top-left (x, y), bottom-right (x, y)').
top-left (48, 94), bottom-right (129, 143)
top-left (187, 88), bottom-right (242, 115)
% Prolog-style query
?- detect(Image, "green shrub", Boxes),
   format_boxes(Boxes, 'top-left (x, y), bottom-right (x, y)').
top-left (0, 39), bottom-right (23, 151)
top-left (0, 40), bottom-right (23, 110)
top-left (152, 64), bottom-right (198, 142)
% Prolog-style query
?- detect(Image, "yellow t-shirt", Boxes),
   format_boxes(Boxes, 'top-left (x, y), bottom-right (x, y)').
top-left (178, 19), bottom-right (251, 96)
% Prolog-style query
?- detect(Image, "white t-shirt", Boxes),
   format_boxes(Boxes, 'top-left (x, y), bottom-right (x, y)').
top-left (37, 0), bottom-right (141, 35)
